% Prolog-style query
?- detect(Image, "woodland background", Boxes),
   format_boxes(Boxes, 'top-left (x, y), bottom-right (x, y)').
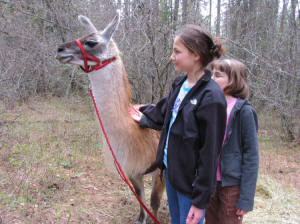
top-left (0, 0), bottom-right (299, 141)
top-left (0, 1), bottom-right (299, 223)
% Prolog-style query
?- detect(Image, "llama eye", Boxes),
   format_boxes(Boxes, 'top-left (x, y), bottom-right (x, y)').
top-left (85, 40), bottom-right (98, 48)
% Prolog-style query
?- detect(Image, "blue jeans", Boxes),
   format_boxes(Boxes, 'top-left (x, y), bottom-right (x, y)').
top-left (165, 170), bottom-right (205, 224)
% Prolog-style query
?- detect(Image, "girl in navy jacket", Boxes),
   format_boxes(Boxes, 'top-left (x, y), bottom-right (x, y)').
top-left (206, 59), bottom-right (259, 224)
top-left (130, 25), bottom-right (227, 224)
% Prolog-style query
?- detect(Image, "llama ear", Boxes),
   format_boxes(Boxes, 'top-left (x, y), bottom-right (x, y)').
top-left (101, 12), bottom-right (120, 42)
top-left (78, 15), bottom-right (98, 33)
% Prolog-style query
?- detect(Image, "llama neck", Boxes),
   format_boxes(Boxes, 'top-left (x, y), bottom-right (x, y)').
top-left (88, 59), bottom-right (131, 130)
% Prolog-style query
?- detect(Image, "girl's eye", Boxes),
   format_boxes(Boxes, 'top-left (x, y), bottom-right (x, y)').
top-left (85, 40), bottom-right (98, 48)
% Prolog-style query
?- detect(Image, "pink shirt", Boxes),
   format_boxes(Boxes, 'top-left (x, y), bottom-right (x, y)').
top-left (217, 97), bottom-right (237, 181)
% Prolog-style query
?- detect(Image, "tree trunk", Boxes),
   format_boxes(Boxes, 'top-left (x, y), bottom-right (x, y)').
top-left (280, 0), bottom-right (288, 33)
top-left (209, 0), bottom-right (212, 32)
top-left (289, 0), bottom-right (297, 59)
top-left (124, 0), bottom-right (129, 30)
top-left (173, 0), bottom-right (179, 24)
top-left (152, 0), bottom-right (159, 27)
top-left (182, 0), bottom-right (188, 24)
top-left (216, 0), bottom-right (221, 36)
top-left (296, 7), bottom-right (300, 109)
top-left (229, 0), bottom-right (239, 41)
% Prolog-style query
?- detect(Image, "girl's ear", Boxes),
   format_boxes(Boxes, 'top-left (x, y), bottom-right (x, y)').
top-left (193, 52), bottom-right (201, 62)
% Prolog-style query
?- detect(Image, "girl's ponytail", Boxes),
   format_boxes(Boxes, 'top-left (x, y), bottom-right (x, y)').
top-left (210, 38), bottom-right (226, 59)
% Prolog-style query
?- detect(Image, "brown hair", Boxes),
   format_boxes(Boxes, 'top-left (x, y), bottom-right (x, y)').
top-left (211, 59), bottom-right (249, 99)
top-left (175, 24), bottom-right (226, 68)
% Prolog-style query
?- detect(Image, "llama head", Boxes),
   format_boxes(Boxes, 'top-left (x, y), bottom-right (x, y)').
top-left (56, 12), bottom-right (120, 67)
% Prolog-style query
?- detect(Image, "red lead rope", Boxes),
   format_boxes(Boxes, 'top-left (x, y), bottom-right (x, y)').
top-left (89, 89), bottom-right (161, 224)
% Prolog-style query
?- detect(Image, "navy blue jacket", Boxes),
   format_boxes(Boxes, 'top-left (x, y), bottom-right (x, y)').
top-left (139, 70), bottom-right (227, 209)
top-left (221, 98), bottom-right (259, 211)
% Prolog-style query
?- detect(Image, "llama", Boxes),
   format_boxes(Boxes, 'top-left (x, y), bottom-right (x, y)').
top-left (56, 13), bottom-right (165, 224)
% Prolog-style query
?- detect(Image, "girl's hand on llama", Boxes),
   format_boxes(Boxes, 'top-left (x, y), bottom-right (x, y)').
top-left (129, 106), bottom-right (142, 122)
top-left (133, 104), bottom-right (144, 110)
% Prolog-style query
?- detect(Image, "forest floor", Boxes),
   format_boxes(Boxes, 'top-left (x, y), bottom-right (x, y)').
top-left (0, 96), bottom-right (299, 224)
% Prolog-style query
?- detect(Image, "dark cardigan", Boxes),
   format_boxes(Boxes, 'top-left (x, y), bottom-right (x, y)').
top-left (220, 98), bottom-right (259, 211)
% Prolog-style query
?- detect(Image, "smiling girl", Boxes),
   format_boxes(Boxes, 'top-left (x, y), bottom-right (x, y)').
top-left (130, 25), bottom-right (227, 224)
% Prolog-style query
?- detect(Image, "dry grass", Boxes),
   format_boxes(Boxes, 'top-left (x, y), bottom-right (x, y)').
top-left (0, 96), bottom-right (299, 224)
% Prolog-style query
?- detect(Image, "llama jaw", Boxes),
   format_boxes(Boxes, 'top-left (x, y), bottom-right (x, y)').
top-left (56, 54), bottom-right (73, 64)
top-left (56, 54), bottom-right (99, 66)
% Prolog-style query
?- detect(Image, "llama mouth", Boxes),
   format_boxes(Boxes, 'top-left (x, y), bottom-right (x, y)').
top-left (56, 55), bottom-right (73, 64)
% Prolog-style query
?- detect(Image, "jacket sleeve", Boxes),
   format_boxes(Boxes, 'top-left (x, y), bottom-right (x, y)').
top-left (138, 96), bottom-right (169, 130)
top-left (139, 114), bottom-right (163, 130)
top-left (191, 95), bottom-right (227, 208)
top-left (237, 105), bottom-right (259, 211)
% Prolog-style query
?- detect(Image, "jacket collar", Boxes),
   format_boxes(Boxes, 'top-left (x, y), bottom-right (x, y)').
top-left (166, 70), bottom-right (211, 122)
top-left (222, 98), bottom-right (248, 147)
top-left (228, 98), bottom-right (248, 123)
top-left (173, 69), bottom-right (212, 88)
top-left (175, 70), bottom-right (212, 111)
top-left (232, 98), bottom-right (250, 112)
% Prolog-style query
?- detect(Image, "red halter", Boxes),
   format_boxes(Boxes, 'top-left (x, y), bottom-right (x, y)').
top-left (75, 39), bottom-right (116, 73)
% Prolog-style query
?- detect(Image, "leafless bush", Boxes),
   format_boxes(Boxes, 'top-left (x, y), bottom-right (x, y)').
top-left (0, 0), bottom-right (299, 141)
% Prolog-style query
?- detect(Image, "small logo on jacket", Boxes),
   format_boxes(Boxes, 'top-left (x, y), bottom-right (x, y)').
top-left (190, 99), bottom-right (197, 105)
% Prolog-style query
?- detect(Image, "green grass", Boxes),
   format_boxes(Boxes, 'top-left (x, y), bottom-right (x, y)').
top-left (0, 96), bottom-right (299, 223)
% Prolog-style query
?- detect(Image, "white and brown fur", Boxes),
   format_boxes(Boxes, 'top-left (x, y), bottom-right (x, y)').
top-left (56, 12), bottom-right (165, 224)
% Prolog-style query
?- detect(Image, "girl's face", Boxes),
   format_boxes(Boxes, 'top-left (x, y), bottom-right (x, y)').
top-left (170, 36), bottom-right (200, 73)
top-left (212, 68), bottom-right (229, 91)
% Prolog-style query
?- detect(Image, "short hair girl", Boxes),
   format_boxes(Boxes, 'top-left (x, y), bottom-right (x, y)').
top-left (130, 24), bottom-right (227, 224)
top-left (206, 59), bottom-right (259, 224)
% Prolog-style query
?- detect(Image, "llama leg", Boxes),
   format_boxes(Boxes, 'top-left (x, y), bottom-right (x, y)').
top-left (150, 169), bottom-right (165, 221)
top-left (130, 175), bottom-right (147, 224)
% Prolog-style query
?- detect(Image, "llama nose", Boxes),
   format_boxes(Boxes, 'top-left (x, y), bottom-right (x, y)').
top-left (57, 47), bottom-right (64, 53)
